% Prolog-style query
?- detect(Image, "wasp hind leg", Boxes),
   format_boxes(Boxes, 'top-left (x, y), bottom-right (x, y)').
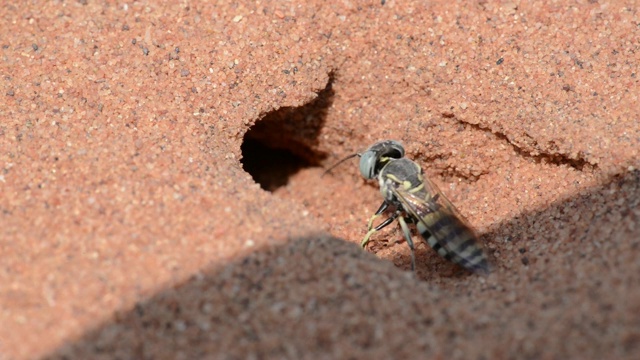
top-left (397, 216), bottom-right (416, 271)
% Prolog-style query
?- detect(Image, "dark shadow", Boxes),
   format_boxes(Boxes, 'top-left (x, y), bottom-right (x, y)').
top-left (43, 170), bottom-right (640, 359)
top-left (241, 75), bottom-right (333, 191)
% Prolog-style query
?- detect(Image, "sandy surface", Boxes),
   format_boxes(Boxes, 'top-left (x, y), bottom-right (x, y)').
top-left (1, 1), bottom-right (639, 359)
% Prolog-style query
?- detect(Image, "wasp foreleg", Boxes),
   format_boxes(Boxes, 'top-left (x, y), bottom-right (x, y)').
top-left (361, 205), bottom-right (397, 249)
top-left (365, 202), bottom-right (389, 231)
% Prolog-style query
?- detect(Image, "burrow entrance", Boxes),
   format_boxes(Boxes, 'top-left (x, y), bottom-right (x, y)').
top-left (241, 76), bottom-right (333, 192)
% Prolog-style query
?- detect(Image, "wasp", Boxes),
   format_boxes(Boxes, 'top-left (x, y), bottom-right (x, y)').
top-left (324, 140), bottom-right (491, 274)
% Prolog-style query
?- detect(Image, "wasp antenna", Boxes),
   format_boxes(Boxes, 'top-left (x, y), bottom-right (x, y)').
top-left (321, 153), bottom-right (360, 177)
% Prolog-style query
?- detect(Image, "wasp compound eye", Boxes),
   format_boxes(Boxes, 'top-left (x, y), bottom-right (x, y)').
top-left (358, 150), bottom-right (379, 179)
top-left (358, 140), bottom-right (405, 179)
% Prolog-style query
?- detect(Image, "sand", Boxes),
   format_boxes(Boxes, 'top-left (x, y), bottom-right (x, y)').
top-left (1, 1), bottom-right (639, 359)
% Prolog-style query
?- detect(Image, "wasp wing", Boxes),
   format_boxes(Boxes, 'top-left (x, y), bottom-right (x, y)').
top-left (389, 180), bottom-right (490, 274)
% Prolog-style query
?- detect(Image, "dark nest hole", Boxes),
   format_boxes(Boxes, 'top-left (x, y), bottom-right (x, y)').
top-left (241, 76), bottom-right (333, 192)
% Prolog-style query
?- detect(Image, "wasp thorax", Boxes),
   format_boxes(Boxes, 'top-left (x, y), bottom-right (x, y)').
top-left (358, 140), bottom-right (405, 179)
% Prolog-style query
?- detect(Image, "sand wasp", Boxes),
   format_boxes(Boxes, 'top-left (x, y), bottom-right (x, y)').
top-left (325, 140), bottom-right (491, 274)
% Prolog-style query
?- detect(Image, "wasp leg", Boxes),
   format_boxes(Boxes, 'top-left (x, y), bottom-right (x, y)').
top-left (361, 202), bottom-right (390, 248)
top-left (365, 202), bottom-right (389, 232)
top-left (361, 210), bottom-right (398, 249)
top-left (397, 216), bottom-right (416, 271)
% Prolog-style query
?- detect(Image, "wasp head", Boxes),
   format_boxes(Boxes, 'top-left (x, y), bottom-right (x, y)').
top-left (323, 140), bottom-right (405, 178)
top-left (358, 140), bottom-right (405, 179)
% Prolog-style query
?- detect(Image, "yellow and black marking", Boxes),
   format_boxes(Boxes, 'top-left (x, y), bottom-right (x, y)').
top-left (329, 140), bottom-right (490, 274)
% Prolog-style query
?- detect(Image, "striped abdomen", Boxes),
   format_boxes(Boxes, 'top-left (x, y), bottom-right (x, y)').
top-left (416, 212), bottom-right (490, 274)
